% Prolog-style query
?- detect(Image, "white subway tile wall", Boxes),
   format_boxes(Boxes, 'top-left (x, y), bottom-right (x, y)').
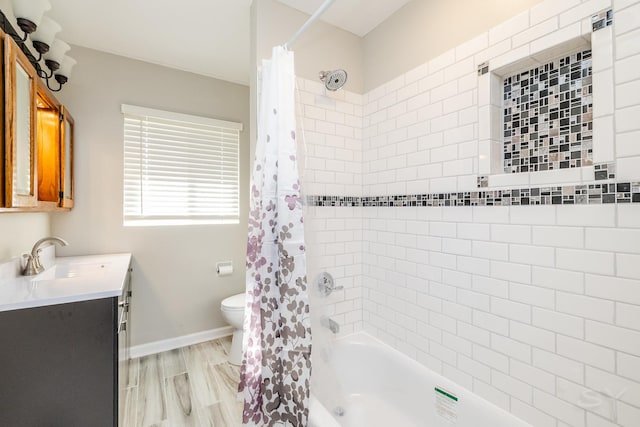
top-left (297, 0), bottom-right (640, 426)
top-left (296, 78), bottom-right (363, 197)
top-left (304, 205), bottom-right (363, 337)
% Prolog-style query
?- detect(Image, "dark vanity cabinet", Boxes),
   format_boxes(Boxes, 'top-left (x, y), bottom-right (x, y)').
top-left (0, 271), bottom-right (132, 427)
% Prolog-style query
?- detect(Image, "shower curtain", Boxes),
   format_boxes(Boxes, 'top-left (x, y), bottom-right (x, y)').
top-left (239, 46), bottom-right (313, 426)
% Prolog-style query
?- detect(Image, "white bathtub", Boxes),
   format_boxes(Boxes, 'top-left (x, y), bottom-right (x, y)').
top-left (309, 333), bottom-right (531, 427)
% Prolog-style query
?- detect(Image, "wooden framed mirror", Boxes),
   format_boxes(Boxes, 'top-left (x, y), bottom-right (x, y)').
top-left (36, 80), bottom-right (61, 206)
top-left (59, 106), bottom-right (74, 208)
top-left (4, 35), bottom-right (37, 208)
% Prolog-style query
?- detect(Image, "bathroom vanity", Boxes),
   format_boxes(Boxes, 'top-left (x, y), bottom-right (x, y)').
top-left (0, 253), bottom-right (132, 427)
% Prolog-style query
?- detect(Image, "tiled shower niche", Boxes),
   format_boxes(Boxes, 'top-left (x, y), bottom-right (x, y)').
top-left (503, 49), bottom-right (593, 174)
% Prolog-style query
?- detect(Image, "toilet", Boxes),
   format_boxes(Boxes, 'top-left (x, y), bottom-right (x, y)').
top-left (221, 293), bottom-right (246, 365)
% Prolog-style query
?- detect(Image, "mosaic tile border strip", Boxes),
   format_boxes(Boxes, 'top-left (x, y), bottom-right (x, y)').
top-left (307, 196), bottom-right (362, 207)
top-left (306, 182), bottom-right (640, 207)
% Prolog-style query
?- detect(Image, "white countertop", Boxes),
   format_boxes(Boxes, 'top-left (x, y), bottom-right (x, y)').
top-left (0, 253), bottom-right (132, 312)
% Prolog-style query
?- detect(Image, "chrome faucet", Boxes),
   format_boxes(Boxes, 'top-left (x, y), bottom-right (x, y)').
top-left (320, 316), bottom-right (340, 334)
top-left (22, 237), bottom-right (69, 276)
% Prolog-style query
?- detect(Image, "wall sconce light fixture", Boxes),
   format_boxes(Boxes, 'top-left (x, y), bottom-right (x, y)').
top-left (31, 16), bottom-right (61, 60)
top-left (55, 55), bottom-right (76, 87)
top-left (43, 39), bottom-right (69, 75)
top-left (9, 0), bottom-right (75, 91)
top-left (11, 0), bottom-right (50, 40)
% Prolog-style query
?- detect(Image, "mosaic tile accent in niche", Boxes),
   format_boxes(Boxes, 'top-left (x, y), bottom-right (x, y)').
top-left (503, 50), bottom-right (593, 174)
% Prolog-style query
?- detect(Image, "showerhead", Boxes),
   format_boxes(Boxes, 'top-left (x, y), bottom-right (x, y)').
top-left (319, 69), bottom-right (348, 91)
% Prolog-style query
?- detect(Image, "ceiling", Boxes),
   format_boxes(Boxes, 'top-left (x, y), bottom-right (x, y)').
top-left (47, 0), bottom-right (252, 85)
top-left (44, 0), bottom-right (410, 85)
top-left (277, 0), bottom-right (412, 37)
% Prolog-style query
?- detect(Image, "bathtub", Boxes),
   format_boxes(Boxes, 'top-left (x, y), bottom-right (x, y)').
top-left (309, 333), bottom-right (530, 427)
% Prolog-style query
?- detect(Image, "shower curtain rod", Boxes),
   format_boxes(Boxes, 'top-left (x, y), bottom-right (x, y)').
top-left (285, 0), bottom-right (337, 49)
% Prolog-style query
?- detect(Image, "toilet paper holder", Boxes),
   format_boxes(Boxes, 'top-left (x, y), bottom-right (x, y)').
top-left (216, 262), bottom-right (233, 276)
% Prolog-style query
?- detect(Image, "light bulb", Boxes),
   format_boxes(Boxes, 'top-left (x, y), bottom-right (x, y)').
top-left (31, 16), bottom-right (61, 49)
top-left (44, 39), bottom-right (70, 67)
top-left (11, 0), bottom-right (51, 31)
top-left (57, 55), bottom-right (76, 78)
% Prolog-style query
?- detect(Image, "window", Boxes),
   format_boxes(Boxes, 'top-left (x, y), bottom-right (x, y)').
top-left (122, 104), bottom-right (242, 226)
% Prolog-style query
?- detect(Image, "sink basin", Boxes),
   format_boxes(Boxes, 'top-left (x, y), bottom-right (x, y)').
top-left (31, 262), bottom-right (111, 283)
top-left (24, 260), bottom-right (117, 301)
top-left (0, 253), bottom-right (132, 312)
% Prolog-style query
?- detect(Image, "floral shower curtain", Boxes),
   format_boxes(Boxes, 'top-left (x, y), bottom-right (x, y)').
top-left (239, 46), bottom-right (313, 426)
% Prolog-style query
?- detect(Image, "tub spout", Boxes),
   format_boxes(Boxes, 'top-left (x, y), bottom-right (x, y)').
top-left (320, 316), bottom-right (340, 334)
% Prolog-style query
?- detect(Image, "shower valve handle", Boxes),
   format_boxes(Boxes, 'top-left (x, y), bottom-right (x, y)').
top-left (316, 272), bottom-right (342, 296)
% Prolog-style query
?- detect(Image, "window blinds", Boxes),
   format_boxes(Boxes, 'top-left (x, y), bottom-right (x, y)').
top-left (122, 104), bottom-right (242, 225)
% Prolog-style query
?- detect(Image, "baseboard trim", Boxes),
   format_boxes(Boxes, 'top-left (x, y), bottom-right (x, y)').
top-left (128, 326), bottom-right (234, 359)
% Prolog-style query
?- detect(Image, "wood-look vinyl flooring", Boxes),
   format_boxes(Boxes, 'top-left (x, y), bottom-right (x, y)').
top-left (120, 336), bottom-right (243, 427)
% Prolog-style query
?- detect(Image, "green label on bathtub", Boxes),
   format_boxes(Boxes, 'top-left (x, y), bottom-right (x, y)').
top-left (435, 387), bottom-right (458, 402)
top-left (435, 386), bottom-right (458, 423)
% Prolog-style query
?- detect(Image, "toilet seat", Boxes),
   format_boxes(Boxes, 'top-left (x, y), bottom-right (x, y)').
top-left (222, 293), bottom-right (246, 311)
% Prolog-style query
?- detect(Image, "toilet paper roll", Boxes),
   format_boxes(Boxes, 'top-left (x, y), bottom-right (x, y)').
top-left (217, 264), bottom-right (233, 276)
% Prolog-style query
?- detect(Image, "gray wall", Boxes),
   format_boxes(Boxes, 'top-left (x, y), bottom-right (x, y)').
top-left (51, 46), bottom-right (250, 347)
top-left (363, 0), bottom-right (544, 91)
top-left (0, 213), bottom-right (50, 262)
